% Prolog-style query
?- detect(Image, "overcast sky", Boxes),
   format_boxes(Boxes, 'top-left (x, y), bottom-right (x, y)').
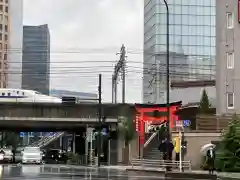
top-left (23, 0), bottom-right (144, 103)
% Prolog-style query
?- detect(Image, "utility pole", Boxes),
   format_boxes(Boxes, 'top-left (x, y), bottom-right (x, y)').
top-left (112, 44), bottom-right (126, 103)
top-left (97, 74), bottom-right (102, 167)
top-left (162, 0), bottom-right (171, 168)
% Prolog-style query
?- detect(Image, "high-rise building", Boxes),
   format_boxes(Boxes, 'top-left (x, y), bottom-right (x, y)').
top-left (0, 0), bottom-right (23, 88)
top-left (216, 0), bottom-right (240, 114)
top-left (22, 24), bottom-right (50, 95)
top-left (143, 0), bottom-right (216, 103)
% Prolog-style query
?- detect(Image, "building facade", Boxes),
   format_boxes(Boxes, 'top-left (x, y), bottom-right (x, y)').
top-left (0, 0), bottom-right (23, 88)
top-left (22, 24), bottom-right (50, 95)
top-left (216, 0), bottom-right (240, 114)
top-left (143, 0), bottom-right (216, 103)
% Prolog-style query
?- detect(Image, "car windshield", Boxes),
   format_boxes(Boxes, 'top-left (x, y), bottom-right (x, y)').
top-left (3, 149), bottom-right (11, 153)
top-left (24, 148), bottom-right (40, 153)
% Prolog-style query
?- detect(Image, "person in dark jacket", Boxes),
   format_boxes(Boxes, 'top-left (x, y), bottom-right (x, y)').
top-left (206, 147), bottom-right (215, 174)
top-left (158, 138), bottom-right (174, 171)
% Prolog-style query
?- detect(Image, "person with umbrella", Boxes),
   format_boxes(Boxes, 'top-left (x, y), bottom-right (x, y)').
top-left (200, 143), bottom-right (216, 174)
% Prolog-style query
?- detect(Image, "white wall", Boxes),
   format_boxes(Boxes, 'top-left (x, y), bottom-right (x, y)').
top-left (8, 0), bottom-right (23, 88)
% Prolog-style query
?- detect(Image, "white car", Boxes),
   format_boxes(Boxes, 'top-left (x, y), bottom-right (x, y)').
top-left (22, 147), bottom-right (42, 164)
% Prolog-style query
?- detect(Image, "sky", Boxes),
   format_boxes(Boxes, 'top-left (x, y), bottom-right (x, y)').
top-left (23, 0), bottom-right (144, 103)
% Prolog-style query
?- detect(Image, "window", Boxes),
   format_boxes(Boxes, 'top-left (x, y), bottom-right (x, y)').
top-left (227, 12), bottom-right (234, 29)
top-left (227, 92), bottom-right (234, 109)
top-left (5, 6), bottom-right (7, 13)
top-left (4, 34), bottom-right (7, 40)
top-left (227, 52), bottom-right (234, 69)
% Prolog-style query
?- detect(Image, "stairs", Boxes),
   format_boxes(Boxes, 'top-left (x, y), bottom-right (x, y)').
top-left (30, 132), bottom-right (65, 148)
top-left (144, 147), bottom-right (163, 159)
top-left (143, 132), bottom-right (163, 160)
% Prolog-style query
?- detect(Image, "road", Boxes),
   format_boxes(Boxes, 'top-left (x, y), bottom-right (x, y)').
top-left (0, 164), bottom-right (165, 180)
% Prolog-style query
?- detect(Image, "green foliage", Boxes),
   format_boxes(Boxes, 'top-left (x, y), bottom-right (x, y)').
top-left (199, 89), bottom-right (211, 114)
top-left (215, 115), bottom-right (240, 172)
top-left (66, 152), bottom-right (82, 165)
top-left (2, 132), bottom-right (21, 149)
top-left (119, 116), bottom-right (136, 146)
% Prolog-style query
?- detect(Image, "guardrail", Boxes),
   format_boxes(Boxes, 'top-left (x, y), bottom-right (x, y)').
top-left (131, 158), bottom-right (191, 171)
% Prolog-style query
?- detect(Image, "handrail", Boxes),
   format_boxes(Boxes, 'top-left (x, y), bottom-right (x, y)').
top-left (144, 131), bottom-right (158, 148)
top-left (40, 132), bottom-right (65, 147)
top-left (131, 158), bottom-right (192, 171)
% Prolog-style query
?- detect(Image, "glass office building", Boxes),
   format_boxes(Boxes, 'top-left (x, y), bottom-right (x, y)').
top-left (143, 0), bottom-right (216, 103)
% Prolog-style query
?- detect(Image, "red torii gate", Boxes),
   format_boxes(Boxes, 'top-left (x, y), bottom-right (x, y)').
top-left (135, 101), bottom-right (182, 144)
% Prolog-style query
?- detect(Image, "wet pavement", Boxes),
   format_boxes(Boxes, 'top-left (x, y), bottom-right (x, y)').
top-left (0, 164), bottom-right (165, 180)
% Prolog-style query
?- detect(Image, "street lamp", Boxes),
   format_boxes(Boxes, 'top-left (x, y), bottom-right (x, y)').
top-left (162, 0), bottom-right (170, 157)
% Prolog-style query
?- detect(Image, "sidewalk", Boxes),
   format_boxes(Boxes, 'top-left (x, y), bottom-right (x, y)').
top-left (101, 165), bottom-right (240, 179)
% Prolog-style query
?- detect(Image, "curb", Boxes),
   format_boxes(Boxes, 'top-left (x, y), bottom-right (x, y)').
top-left (126, 168), bottom-right (217, 180)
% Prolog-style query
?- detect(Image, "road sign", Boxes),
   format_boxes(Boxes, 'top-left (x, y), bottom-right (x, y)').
top-left (28, 132), bottom-right (34, 137)
top-left (175, 120), bottom-right (183, 128)
top-left (48, 132), bottom-right (56, 137)
top-left (20, 132), bottom-right (25, 137)
top-left (183, 120), bottom-right (191, 127)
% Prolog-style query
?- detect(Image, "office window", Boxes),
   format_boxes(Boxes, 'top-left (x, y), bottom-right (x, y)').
top-left (227, 12), bottom-right (234, 29)
top-left (227, 52), bottom-right (234, 69)
top-left (227, 92), bottom-right (234, 109)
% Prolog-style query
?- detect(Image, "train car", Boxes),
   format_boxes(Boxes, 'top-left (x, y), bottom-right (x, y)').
top-left (0, 89), bottom-right (62, 103)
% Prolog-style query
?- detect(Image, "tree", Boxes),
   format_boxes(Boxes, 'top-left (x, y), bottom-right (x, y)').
top-left (118, 116), bottom-right (136, 164)
top-left (199, 89), bottom-right (211, 114)
top-left (3, 132), bottom-right (21, 149)
top-left (215, 115), bottom-right (240, 172)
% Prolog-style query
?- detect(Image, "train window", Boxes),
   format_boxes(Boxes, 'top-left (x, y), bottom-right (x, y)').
top-left (22, 92), bottom-right (24, 95)
top-left (7, 93), bottom-right (10, 96)
top-left (17, 91), bottom-right (19, 94)
top-left (2, 93), bottom-right (4, 96)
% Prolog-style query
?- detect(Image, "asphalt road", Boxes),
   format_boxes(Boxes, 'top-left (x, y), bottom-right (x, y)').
top-left (0, 164), bottom-right (165, 180)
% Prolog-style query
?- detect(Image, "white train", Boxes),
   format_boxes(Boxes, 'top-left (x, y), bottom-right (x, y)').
top-left (0, 89), bottom-right (62, 103)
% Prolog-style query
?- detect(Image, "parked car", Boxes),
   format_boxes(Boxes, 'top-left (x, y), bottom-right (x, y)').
top-left (15, 147), bottom-right (24, 163)
top-left (22, 147), bottom-right (42, 164)
top-left (0, 148), bottom-right (13, 163)
top-left (43, 149), bottom-right (67, 164)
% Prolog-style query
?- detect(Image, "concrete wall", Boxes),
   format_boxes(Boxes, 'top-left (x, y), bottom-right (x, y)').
top-left (173, 132), bottom-right (221, 169)
top-left (216, 0), bottom-right (240, 114)
top-left (8, 0), bottom-right (23, 88)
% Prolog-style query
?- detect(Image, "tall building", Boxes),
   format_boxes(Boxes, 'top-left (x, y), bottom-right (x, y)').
top-left (143, 0), bottom-right (216, 103)
top-left (0, 0), bottom-right (23, 88)
top-left (216, 0), bottom-right (240, 114)
top-left (22, 24), bottom-right (50, 95)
